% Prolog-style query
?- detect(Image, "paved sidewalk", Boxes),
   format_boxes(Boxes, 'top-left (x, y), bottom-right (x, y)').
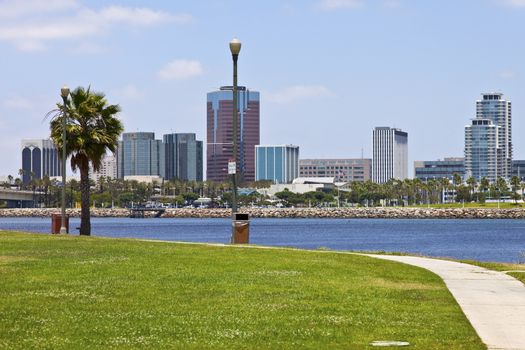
top-left (366, 254), bottom-right (525, 350)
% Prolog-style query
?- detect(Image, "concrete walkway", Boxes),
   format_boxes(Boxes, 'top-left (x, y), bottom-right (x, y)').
top-left (366, 254), bottom-right (525, 350)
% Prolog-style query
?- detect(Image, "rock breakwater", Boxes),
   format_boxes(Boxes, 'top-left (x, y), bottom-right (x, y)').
top-left (1, 207), bottom-right (524, 219)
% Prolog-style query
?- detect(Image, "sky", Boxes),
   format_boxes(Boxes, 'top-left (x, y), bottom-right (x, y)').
top-left (1, 0), bottom-right (525, 178)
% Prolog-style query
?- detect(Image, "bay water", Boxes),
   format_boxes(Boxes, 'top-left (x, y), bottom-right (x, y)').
top-left (1, 217), bottom-right (524, 263)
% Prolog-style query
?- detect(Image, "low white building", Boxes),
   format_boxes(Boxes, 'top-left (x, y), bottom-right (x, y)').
top-left (124, 175), bottom-right (162, 184)
top-left (257, 177), bottom-right (335, 197)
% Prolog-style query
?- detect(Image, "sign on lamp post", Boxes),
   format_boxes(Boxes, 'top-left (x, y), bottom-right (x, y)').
top-left (228, 160), bottom-right (236, 175)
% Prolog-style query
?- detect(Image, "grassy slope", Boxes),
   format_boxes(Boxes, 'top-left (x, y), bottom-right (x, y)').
top-left (0, 232), bottom-right (484, 349)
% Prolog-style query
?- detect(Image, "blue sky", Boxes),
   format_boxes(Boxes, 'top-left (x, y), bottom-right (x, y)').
top-left (1, 0), bottom-right (524, 177)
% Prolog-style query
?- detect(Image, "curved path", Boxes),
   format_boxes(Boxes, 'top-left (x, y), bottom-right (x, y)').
top-left (366, 254), bottom-right (525, 350)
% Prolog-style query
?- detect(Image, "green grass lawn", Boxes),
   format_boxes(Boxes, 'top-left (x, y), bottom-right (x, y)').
top-left (0, 232), bottom-right (485, 349)
top-left (409, 202), bottom-right (523, 209)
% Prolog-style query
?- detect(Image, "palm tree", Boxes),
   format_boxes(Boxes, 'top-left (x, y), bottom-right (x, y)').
top-left (49, 86), bottom-right (123, 235)
top-left (496, 177), bottom-right (508, 199)
top-left (453, 173), bottom-right (462, 203)
top-left (510, 176), bottom-right (521, 203)
top-left (479, 177), bottom-right (490, 193)
top-left (466, 176), bottom-right (477, 200)
top-left (440, 178), bottom-right (450, 204)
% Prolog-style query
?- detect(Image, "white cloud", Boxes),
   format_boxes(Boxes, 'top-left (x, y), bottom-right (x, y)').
top-left (506, 0), bottom-right (525, 6)
top-left (157, 60), bottom-right (204, 81)
top-left (0, 3), bottom-right (192, 51)
top-left (97, 6), bottom-right (191, 26)
top-left (15, 40), bottom-right (47, 52)
top-left (0, 0), bottom-right (78, 18)
top-left (3, 96), bottom-right (33, 109)
top-left (266, 85), bottom-right (333, 104)
top-left (318, 0), bottom-right (364, 11)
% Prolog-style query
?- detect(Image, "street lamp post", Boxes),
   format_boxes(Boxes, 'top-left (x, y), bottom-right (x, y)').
top-left (60, 85), bottom-right (70, 234)
top-left (229, 38), bottom-right (241, 214)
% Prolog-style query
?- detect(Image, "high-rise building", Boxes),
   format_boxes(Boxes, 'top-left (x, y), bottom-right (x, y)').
top-left (90, 154), bottom-right (117, 182)
top-left (207, 86), bottom-right (260, 182)
top-left (512, 159), bottom-right (525, 181)
top-left (464, 119), bottom-right (498, 182)
top-left (372, 127), bottom-right (408, 183)
top-left (512, 160), bottom-right (525, 181)
top-left (21, 139), bottom-right (62, 184)
top-left (117, 132), bottom-right (164, 178)
top-left (465, 93), bottom-right (512, 181)
top-left (163, 133), bottom-right (203, 181)
top-left (255, 145), bottom-right (299, 184)
top-left (299, 158), bottom-right (371, 182)
top-left (414, 158), bottom-right (464, 181)
top-left (476, 93), bottom-right (512, 179)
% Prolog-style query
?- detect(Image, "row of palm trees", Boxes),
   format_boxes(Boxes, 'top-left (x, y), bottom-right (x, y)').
top-left (344, 175), bottom-right (524, 206)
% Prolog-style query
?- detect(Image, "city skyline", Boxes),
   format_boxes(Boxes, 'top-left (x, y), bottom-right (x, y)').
top-left (1, 1), bottom-right (525, 176)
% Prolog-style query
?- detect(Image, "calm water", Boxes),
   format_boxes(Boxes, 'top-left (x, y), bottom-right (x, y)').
top-left (1, 217), bottom-right (524, 263)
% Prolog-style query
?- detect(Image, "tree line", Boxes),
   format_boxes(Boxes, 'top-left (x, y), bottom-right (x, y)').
top-left (4, 173), bottom-right (524, 209)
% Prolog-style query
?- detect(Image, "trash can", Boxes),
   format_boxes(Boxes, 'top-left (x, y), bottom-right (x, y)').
top-left (51, 213), bottom-right (69, 234)
top-left (231, 213), bottom-right (249, 244)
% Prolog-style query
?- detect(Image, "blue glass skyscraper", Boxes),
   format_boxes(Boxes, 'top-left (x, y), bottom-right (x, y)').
top-left (117, 132), bottom-right (164, 178)
top-left (255, 145), bottom-right (299, 184)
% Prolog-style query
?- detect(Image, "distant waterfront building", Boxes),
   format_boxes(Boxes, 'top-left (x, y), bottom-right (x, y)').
top-left (207, 86), bottom-right (260, 182)
top-left (512, 160), bottom-right (525, 181)
top-left (414, 158), bottom-right (464, 181)
top-left (465, 93), bottom-right (512, 181)
top-left (163, 133), bottom-right (203, 181)
top-left (90, 154), bottom-right (117, 182)
top-left (255, 145), bottom-right (299, 184)
top-left (372, 127), bottom-right (408, 183)
top-left (257, 177), bottom-right (335, 197)
top-left (464, 119), bottom-right (498, 182)
top-left (299, 158), bottom-right (371, 182)
top-left (21, 139), bottom-right (62, 184)
top-left (117, 132), bottom-right (164, 178)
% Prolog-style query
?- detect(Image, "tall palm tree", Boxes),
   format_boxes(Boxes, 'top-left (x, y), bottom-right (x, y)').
top-left (479, 177), bottom-right (490, 193)
top-left (49, 86), bottom-right (123, 235)
top-left (510, 176), bottom-right (521, 204)
top-left (466, 176), bottom-right (477, 200)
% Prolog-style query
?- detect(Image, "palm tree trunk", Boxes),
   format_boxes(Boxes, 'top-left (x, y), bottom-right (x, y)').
top-left (79, 160), bottom-right (91, 235)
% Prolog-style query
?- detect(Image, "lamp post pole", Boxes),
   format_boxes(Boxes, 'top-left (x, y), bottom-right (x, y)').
top-left (230, 38), bottom-right (241, 215)
top-left (60, 86), bottom-right (70, 234)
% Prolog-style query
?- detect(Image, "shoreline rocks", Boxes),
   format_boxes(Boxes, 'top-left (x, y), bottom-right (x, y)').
top-left (0, 207), bottom-right (524, 219)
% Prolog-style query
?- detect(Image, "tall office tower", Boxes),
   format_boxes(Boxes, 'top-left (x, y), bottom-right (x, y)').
top-left (299, 158), bottom-right (372, 182)
top-left (163, 133), bottom-right (203, 181)
top-left (464, 119), bottom-right (498, 182)
top-left (465, 93), bottom-right (512, 180)
top-left (207, 86), bottom-right (260, 182)
top-left (255, 145), bottom-right (299, 184)
top-left (372, 127), bottom-right (408, 184)
top-left (117, 132), bottom-right (164, 178)
top-left (90, 154), bottom-right (117, 182)
top-left (21, 139), bottom-right (62, 184)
